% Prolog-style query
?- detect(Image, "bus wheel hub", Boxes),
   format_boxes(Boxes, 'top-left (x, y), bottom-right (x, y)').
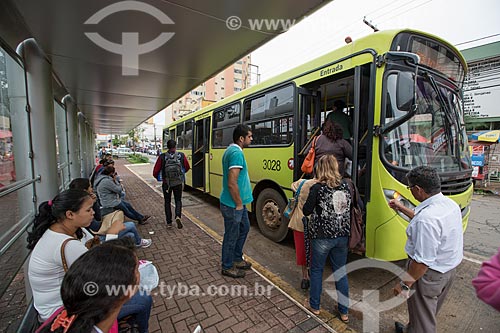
top-left (262, 201), bottom-right (281, 229)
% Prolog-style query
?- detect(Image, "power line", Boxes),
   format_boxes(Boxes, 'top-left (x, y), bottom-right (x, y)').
top-left (456, 34), bottom-right (500, 46)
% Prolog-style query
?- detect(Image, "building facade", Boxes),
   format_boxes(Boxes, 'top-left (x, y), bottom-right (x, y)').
top-left (165, 55), bottom-right (252, 122)
top-left (462, 41), bottom-right (500, 131)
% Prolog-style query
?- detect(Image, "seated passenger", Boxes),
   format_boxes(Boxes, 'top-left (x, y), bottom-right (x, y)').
top-left (37, 238), bottom-right (139, 333)
top-left (69, 178), bottom-right (151, 248)
top-left (27, 189), bottom-right (152, 332)
top-left (94, 166), bottom-right (151, 224)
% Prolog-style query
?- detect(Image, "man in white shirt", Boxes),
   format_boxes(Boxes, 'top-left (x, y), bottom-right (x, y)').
top-left (389, 166), bottom-right (463, 333)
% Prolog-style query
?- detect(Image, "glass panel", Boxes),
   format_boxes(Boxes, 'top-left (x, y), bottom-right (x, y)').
top-left (250, 116), bottom-right (293, 145)
top-left (213, 128), bottom-right (234, 147)
top-left (176, 124), bottom-right (184, 149)
top-left (0, 47), bottom-right (32, 332)
top-left (184, 121), bottom-right (193, 149)
top-left (383, 73), bottom-right (470, 173)
top-left (213, 104), bottom-right (240, 128)
top-left (409, 36), bottom-right (464, 83)
top-left (244, 85), bottom-right (294, 121)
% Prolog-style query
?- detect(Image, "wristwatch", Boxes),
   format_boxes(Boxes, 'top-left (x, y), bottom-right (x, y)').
top-left (400, 280), bottom-right (411, 291)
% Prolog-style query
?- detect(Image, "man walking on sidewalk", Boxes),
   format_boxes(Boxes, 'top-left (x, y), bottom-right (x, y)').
top-left (220, 124), bottom-right (253, 278)
top-left (153, 139), bottom-right (190, 229)
top-left (389, 166), bottom-right (463, 333)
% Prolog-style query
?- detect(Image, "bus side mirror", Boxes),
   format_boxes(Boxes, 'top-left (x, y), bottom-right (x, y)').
top-left (396, 72), bottom-right (415, 112)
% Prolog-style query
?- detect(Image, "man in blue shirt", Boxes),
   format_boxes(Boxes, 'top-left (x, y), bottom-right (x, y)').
top-left (220, 124), bottom-right (253, 278)
top-left (389, 166), bottom-right (463, 333)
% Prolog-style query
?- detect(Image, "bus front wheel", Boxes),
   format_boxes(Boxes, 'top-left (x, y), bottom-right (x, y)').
top-left (255, 188), bottom-right (289, 242)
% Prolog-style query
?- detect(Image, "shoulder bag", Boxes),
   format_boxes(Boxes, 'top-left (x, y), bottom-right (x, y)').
top-left (301, 135), bottom-right (320, 174)
top-left (342, 178), bottom-right (365, 252)
top-left (283, 179), bottom-right (307, 219)
top-left (95, 210), bottom-right (124, 235)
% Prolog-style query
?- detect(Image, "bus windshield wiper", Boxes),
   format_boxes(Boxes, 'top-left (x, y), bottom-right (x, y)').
top-left (424, 72), bottom-right (462, 168)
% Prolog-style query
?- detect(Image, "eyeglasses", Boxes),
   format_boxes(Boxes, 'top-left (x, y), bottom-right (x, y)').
top-left (406, 184), bottom-right (417, 190)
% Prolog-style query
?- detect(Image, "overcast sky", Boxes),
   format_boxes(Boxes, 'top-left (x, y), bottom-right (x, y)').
top-left (155, 0), bottom-right (500, 124)
top-left (252, 0), bottom-right (500, 80)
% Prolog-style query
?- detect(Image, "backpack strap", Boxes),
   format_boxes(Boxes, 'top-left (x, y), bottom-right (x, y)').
top-left (295, 179), bottom-right (307, 200)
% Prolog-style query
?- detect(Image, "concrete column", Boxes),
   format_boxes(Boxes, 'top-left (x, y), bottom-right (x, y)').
top-left (62, 95), bottom-right (81, 179)
top-left (17, 38), bottom-right (58, 204)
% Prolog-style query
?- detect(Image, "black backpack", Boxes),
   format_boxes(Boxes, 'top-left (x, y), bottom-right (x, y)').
top-left (162, 152), bottom-right (183, 187)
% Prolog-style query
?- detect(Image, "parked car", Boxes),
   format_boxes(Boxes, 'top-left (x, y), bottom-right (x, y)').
top-left (116, 147), bottom-right (133, 158)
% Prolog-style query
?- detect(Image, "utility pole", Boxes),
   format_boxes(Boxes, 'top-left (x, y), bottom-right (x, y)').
top-left (153, 124), bottom-right (157, 150)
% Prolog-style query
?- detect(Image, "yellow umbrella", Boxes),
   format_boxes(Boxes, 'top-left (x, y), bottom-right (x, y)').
top-left (470, 130), bottom-right (500, 143)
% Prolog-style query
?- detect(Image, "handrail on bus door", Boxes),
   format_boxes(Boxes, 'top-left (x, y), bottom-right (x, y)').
top-left (298, 127), bottom-right (321, 156)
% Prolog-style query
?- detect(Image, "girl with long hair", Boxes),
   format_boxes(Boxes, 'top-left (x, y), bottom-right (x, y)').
top-left (27, 189), bottom-right (152, 333)
top-left (37, 238), bottom-right (139, 333)
top-left (302, 155), bottom-right (352, 323)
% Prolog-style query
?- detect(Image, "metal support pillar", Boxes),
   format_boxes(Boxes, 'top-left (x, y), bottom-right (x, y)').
top-left (17, 38), bottom-right (58, 203)
top-left (62, 95), bottom-right (81, 179)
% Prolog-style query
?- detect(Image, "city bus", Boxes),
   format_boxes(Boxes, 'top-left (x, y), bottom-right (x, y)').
top-left (163, 29), bottom-right (473, 261)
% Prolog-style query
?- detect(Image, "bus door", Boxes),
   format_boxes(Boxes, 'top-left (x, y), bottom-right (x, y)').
top-left (192, 117), bottom-right (210, 191)
top-left (296, 88), bottom-right (321, 180)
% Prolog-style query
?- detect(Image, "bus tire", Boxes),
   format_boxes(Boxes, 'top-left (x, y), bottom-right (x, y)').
top-left (255, 188), bottom-right (289, 242)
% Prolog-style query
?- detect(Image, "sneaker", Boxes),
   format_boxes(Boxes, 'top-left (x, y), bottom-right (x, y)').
top-left (234, 260), bottom-right (252, 270)
top-left (139, 215), bottom-right (151, 225)
top-left (221, 267), bottom-right (245, 278)
top-left (166, 223), bottom-right (173, 229)
top-left (175, 216), bottom-right (183, 229)
top-left (139, 239), bottom-right (152, 248)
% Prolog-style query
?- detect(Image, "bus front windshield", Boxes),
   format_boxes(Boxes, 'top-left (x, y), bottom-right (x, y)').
top-left (383, 72), bottom-right (472, 173)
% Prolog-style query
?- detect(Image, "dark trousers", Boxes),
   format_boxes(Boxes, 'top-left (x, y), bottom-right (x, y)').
top-left (162, 183), bottom-right (183, 224)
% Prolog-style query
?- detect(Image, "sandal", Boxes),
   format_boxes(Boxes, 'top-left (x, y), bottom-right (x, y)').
top-left (303, 298), bottom-right (320, 315)
top-left (338, 313), bottom-right (349, 324)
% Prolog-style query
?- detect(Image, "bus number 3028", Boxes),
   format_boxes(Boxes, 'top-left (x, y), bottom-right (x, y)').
top-left (263, 159), bottom-right (281, 171)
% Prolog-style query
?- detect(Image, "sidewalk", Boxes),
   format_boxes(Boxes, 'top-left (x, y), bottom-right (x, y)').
top-left (114, 159), bottom-right (335, 333)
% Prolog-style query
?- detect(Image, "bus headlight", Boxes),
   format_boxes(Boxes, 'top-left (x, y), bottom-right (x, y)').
top-left (383, 189), bottom-right (416, 222)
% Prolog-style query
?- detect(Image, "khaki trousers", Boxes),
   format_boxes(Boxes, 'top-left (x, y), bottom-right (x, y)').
top-left (407, 260), bottom-right (456, 333)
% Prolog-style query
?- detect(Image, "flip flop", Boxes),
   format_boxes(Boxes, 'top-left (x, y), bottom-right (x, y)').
top-left (303, 298), bottom-right (320, 315)
top-left (338, 313), bottom-right (349, 324)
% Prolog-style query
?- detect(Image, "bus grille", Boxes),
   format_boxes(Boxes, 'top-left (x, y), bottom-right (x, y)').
top-left (441, 177), bottom-right (472, 195)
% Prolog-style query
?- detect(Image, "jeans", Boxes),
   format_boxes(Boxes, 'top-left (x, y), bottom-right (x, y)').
top-left (162, 183), bottom-right (182, 224)
top-left (115, 200), bottom-right (144, 221)
top-left (309, 237), bottom-right (349, 315)
top-left (99, 222), bottom-right (141, 245)
top-left (118, 292), bottom-right (152, 333)
top-left (119, 222), bottom-right (142, 245)
top-left (220, 203), bottom-right (250, 270)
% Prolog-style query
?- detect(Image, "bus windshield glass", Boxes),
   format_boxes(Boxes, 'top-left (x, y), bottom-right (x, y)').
top-left (409, 36), bottom-right (465, 84)
top-left (383, 72), bottom-right (472, 173)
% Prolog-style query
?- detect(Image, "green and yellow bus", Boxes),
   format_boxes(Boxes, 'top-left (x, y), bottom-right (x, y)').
top-left (164, 29), bottom-right (473, 261)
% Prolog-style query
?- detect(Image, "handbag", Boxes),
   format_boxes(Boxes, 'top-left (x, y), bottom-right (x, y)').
top-left (284, 179), bottom-right (307, 219)
top-left (96, 210), bottom-right (125, 235)
top-left (301, 135), bottom-right (320, 174)
top-left (342, 178), bottom-right (365, 252)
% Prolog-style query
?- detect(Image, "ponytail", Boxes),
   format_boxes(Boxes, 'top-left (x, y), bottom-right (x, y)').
top-left (27, 190), bottom-right (91, 250)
